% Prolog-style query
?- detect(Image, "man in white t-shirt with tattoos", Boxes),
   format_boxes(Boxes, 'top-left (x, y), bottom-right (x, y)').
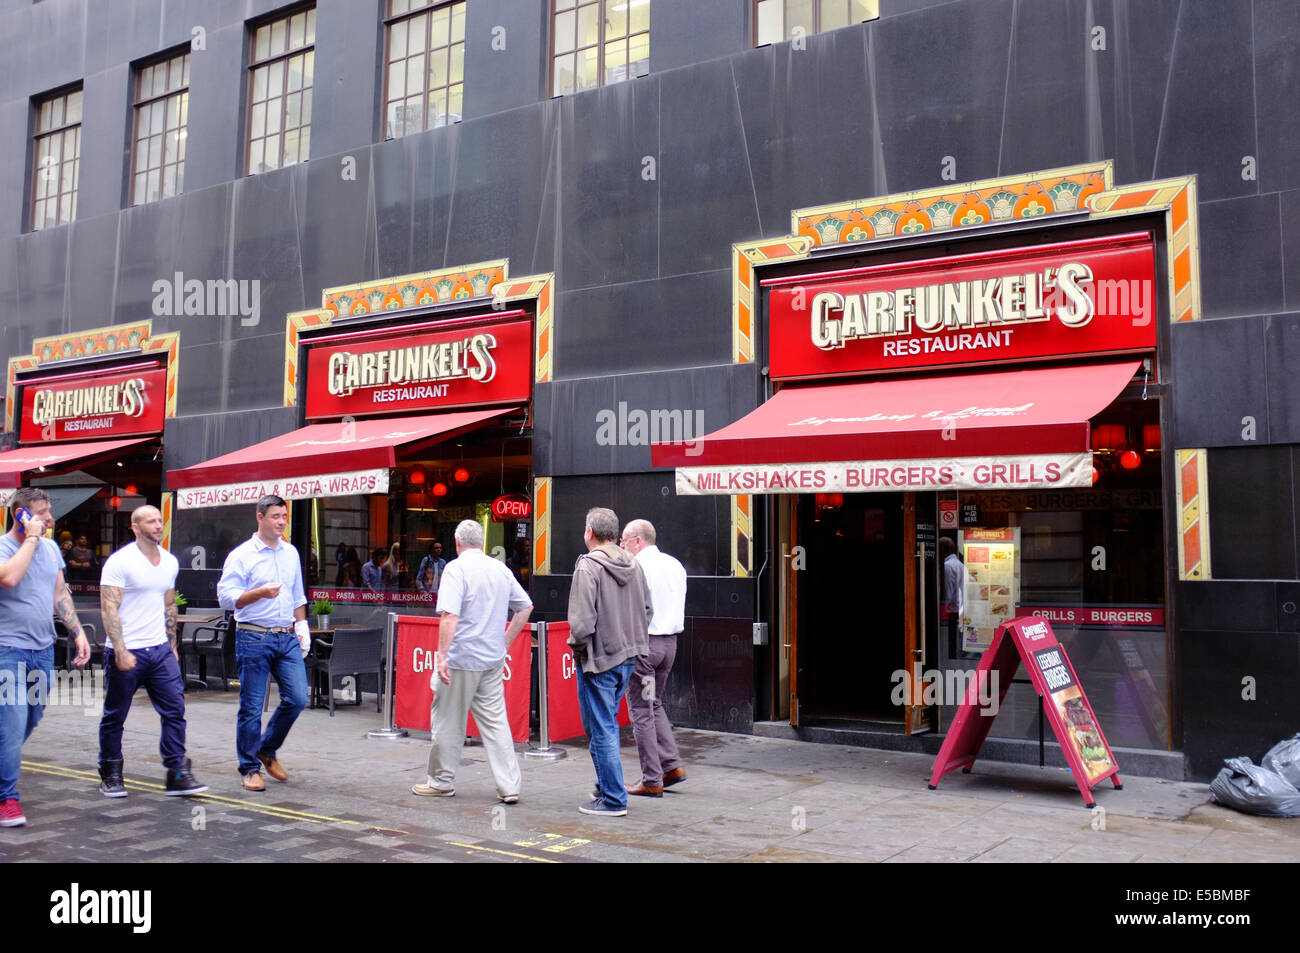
top-left (96, 505), bottom-right (206, 798)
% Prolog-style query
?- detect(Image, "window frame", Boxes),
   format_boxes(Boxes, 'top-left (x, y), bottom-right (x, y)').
top-left (548, 0), bottom-right (652, 99)
top-left (30, 83), bottom-right (83, 232)
top-left (751, 0), bottom-right (879, 48)
top-left (245, 3), bottom-right (317, 176)
top-left (128, 47), bottom-right (191, 207)
top-left (381, 0), bottom-right (467, 141)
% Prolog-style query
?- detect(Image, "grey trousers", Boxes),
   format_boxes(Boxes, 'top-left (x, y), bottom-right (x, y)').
top-left (627, 634), bottom-right (682, 784)
top-left (427, 665), bottom-right (522, 797)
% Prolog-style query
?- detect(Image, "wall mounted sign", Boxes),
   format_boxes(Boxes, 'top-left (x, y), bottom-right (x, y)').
top-left (305, 317), bottom-right (532, 419)
top-left (766, 232), bottom-right (1157, 379)
top-left (19, 367), bottom-right (167, 443)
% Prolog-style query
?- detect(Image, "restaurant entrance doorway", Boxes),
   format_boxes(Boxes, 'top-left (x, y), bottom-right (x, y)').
top-left (782, 491), bottom-right (938, 731)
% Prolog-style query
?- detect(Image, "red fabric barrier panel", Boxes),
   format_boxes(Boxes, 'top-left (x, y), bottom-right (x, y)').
top-left (393, 615), bottom-right (532, 742)
top-left (544, 621), bottom-right (630, 742)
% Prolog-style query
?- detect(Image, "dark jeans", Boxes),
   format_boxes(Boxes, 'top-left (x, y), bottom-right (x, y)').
top-left (99, 643), bottom-right (188, 772)
top-left (235, 628), bottom-right (308, 776)
top-left (576, 659), bottom-right (635, 809)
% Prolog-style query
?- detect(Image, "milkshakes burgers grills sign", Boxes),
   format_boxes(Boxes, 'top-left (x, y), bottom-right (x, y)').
top-left (766, 232), bottom-right (1157, 379)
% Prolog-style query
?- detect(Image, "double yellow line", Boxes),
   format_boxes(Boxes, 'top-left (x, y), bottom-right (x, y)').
top-left (21, 759), bottom-right (557, 862)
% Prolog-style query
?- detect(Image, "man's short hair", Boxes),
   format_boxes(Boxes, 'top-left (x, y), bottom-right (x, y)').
top-left (623, 519), bottom-right (656, 545)
top-left (10, 487), bottom-right (51, 515)
top-left (454, 519), bottom-right (484, 548)
top-left (256, 494), bottom-right (287, 516)
top-left (131, 505), bottom-right (160, 525)
top-left (585, 507), bottom-right (619, 543)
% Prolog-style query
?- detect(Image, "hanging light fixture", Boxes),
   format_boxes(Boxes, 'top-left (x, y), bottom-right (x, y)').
top-left (1091, 424), bottom-right (1126, 451)
top-left (110, 495), bottom-right (122, 508)
top-left (408, 469), bottom-right (426, 485)
top-left (1142, 424), bottom-right (1162, 452)
top-left (1119, 450), bottom-right (1142, 470)
top-left (124, 484), bottom-right (139, 496)
top-left (431, 481), bottom-right (450, 498)
top-left (453, 466), bottom-right (471, 484)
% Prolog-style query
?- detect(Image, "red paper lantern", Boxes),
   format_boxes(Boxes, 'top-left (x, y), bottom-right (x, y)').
top-left (110, 496), bottom-right (122, 508)
top-left (408, 469), bottom-right (426, 485)
top-left (829, 493), bottom-right (843, 507)
top-left (1119, 450), bottom-right (1141, 470)
top-left (1091, 424), bottom-right (1126, 451)
top-left (124, 484), bottom-right (138, 496)
top-left (1091, 464), bottom-right (1101, 485)
top-left (1142, 424), bottom-right (1162, 451)
top-left (453, 467), bottom-right (471, 483)
top-left (431, 481), bottom-right (449, 498)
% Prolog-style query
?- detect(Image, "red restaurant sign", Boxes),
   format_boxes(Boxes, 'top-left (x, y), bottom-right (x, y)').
top-left (766, 232), bottom-right (1157, 379)
top-left (305, 317), bottom-right (533, 419)
top-left (491, 493), bottom-right (532, 521)
top-left (19, 367), bottom-right (167, 443)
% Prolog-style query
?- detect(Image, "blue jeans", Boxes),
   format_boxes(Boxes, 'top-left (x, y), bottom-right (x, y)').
top-left (0, 644), bottom-right (54, 802)
top-left (99, 644), bottom-right (188, 772)
top-left (576, 659), bottom-right (635, 809)
top-left (235, 628), bottom-right (307, 777)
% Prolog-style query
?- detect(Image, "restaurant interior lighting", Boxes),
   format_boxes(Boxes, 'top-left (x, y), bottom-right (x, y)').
top-left (453, 466), bottom-right (471, 484)
top-left (124, 484), bottom-right (138, 495)
top-left (1091, 424), bottom-right (1126, 451)
top-left (1142, 424), bottom-right (1161, 452)
top-left (408, 469), bottom-right (426, 485)
top-left (1119, 450), bottom-right (1142, 470)
top-left (110, 495), bottom-right (122, 508)
top-left (431, 481), bottom-right (449, 498)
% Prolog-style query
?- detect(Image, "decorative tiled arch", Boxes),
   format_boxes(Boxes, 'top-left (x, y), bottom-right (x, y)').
top-left (4, 321), bottom-right (181, 547)
top-left (282, 261), bottom-right (557, 576)
top-left (729, 161), bottom-right (1210, 580)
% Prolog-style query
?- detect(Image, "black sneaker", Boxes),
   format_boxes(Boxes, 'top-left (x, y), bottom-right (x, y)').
top-left (577, 797), bottom-right (626, 817)
top-left (98, 760), bottom-right (128, 799)
top-left (164, 759), bottom-right (208, 797)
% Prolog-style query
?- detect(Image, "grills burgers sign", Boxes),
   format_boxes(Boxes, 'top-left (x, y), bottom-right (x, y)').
top-left (767, 232), bottom-right (1157, 379)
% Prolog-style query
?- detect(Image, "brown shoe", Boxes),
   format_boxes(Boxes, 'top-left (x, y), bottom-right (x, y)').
top-left (662, 766), bottom-right (687, 788)
top-left (258, 754), bottom-right (288, 782)
top-left (242, 771), bottom-right (266, 792)
top-left (627, 781), bottom-right (664, 798)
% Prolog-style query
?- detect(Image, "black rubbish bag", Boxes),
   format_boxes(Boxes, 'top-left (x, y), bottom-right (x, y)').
top-left (1209, 756), bottom-right (1300, 818)
top-left (1262, 734), bottom-right (1300, 789)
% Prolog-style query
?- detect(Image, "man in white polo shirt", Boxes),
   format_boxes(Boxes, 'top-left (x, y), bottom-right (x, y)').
top-left (619, 519), bottom-right (687, 797)
top-left (411, 519), bottom-right (532, 803)
top-left (97, 505), bottom-right (206, 797)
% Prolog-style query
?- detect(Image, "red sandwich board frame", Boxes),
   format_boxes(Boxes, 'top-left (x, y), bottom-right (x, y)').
top-left (928, 615), bottom-right (1122, 807)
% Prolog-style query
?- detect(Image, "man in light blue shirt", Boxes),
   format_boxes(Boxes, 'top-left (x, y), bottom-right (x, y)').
top-left (217, 495), bottom-right (309, 792)
top-left (411, 520), bottom-right (531, 803)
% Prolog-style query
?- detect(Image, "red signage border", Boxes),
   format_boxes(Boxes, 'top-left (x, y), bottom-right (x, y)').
top-left (18, 366), bottom-right (167, 443)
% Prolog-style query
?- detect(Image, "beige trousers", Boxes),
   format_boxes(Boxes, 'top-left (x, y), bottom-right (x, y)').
top-left (426, 665), bottom-right (522, 797)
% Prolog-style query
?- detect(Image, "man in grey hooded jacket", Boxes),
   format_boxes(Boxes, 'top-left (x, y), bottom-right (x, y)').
top-left (567, 507), bottom-right (651, 816)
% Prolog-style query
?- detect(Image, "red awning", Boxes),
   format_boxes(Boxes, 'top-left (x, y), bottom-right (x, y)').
top-left (168, 407), bottom-right (518, 490)
top-left (0, 438), bottom-right (153, 489)
top-left (651, 361), bottom-right (1139, 469)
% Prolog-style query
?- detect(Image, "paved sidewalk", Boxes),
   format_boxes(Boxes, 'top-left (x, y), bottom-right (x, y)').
top-left (4, 687), bottom-right (1298, 863)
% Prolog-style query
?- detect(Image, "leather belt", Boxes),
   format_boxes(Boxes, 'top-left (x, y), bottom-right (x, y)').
top-left (237, 623), bottom-right (295, 634)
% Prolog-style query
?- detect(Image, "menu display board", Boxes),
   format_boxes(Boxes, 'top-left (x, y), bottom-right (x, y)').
top-left (928, 615), bottom-right (1122, 806)
top-left (958, 527), bottom-right (1020, 652)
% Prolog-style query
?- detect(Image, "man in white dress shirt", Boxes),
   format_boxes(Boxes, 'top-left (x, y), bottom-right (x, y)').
top-left (619, 519), bottom-right (687, 797)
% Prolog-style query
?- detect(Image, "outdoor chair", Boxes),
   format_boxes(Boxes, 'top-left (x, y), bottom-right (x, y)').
top-left (309, 626), bottom-right (383, 715)
top-left (184, 615), bottom-right (234, 690)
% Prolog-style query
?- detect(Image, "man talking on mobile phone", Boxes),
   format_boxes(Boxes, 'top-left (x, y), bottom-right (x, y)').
top-left (0, 489), bottom-right (91, 828)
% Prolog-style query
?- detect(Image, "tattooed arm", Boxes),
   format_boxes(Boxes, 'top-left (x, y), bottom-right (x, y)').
top-left (99, 582), bottom-right (135, 671)
top-left (164, 587), bottom-right (178, 659)
top-left (56, 570), bottom-right (92, 667)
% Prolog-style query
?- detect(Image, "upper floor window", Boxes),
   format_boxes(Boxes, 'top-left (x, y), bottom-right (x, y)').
top-left (551, 0), bottom-right (650, 97)
top-left (248, 6), bottom-right (316, 174)
top-left (31, 86), bottom-right (82, 230)
top-left (754, 0), bottom-right (878, 46)
top-left (131, 50), bottom-right (189, 206)
top-left (384, 0), bottom-right (465, 139)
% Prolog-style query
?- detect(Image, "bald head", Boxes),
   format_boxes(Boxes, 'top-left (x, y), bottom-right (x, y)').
top-left (620, 518), bottom-right (656, 555)
top-left (130, 504), bottom-right (165, 548)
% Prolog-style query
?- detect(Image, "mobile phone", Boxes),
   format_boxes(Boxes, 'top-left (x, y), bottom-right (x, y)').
top-left (15, 507), bottom-right (32, 533)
